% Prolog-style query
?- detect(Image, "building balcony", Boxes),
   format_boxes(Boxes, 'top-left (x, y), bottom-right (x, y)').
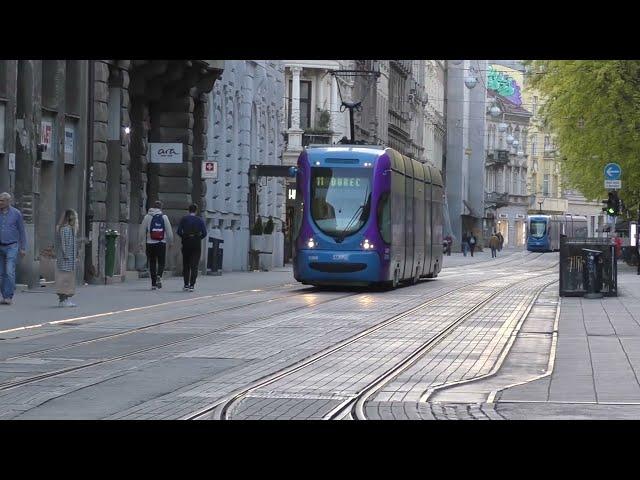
top-left (302, 130), bottom-right (334, 147)
top-left (486, 149), bottom-right (510, 164)
top-left (485, 191), bottom-right (509, 208)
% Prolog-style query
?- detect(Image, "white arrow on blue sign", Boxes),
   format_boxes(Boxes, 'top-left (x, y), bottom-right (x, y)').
top-left (604, 163), bottom-right (622, 180)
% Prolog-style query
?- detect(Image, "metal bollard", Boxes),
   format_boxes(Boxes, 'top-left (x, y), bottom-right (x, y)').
top-left (105, 229), bottom-right (120, 279)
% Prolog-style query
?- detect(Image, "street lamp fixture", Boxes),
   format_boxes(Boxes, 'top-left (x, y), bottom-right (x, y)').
top-left (506, 135), bottom-right (514, 145)
top-left (464, 75), bottom-right (478, 89)
top-left (498, 123), bottom-right (507, 132)
top-left (489, 105), bottom-right (501, 117)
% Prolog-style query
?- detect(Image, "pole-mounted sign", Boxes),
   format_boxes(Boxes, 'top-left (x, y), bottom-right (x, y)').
top-left (604, 162), bottom-right (621, 190)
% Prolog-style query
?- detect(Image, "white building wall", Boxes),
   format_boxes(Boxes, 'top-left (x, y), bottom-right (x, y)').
top-left (206, 60), bottom-right (285, 271)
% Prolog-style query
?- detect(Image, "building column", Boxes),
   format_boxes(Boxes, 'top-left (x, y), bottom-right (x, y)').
top-left (330, 76), bottom-right (341, 143)
top-left (287, 66), bottom-right (303, 151)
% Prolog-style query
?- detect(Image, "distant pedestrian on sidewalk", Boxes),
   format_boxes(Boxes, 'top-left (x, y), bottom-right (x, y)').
top-left (489, 231), bottom-right (500, 258)
top-left (0, 192), bottom-right (27, 306)
top-left (469, 232), bottom-right (477, 257)
top-left (461, 232), bottom-right (469, 257)
top-left (139, 200), bottom-right (173, 290)
top-left (443, 235), bottom-right (452, 256)
top-left (177, 204), bottom-right (207, 292)
top-left (496, 231), bottom-right (504, 251)
top-left (55, 209), bottom-right (79, 307)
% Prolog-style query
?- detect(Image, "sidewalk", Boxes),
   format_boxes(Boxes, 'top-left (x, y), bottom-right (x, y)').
top-left (0, 268), bottom-right (296, 333)
top-left (442, 247), bottom-right (523, 268)
top-left (497, 262), bottom-right (640, 419)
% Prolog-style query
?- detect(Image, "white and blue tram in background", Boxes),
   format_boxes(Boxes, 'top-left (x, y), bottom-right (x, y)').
top-left (526, 214), bottom-right (588, 252)
top-left (292, 145), bottom-right (444, 288)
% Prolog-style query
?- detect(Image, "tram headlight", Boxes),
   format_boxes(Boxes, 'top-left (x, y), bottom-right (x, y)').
top-left (307, 238), bottom-right (316, 248)
top-left (362, 239), bottom-right (374, 250)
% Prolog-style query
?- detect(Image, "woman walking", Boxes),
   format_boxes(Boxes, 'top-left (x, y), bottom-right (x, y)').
top-left (55, 209), bottom-right (79, 307)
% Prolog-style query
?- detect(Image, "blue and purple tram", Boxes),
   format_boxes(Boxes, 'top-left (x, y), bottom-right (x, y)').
top-left (292, 145), bottom-right (444, 288)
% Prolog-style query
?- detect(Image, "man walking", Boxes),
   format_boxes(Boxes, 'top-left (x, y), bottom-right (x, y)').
top-left (139, 200), bottom-right (173, 290)
top-left (0, 193), bottom-right (27, 305)
top-left (469, 232), bottom-right (477, 257)
top-left (461, 232), bottom-right (469, 257)
top-left (489, 232), bottom-right (500, 258)
top-left (177, 204), bottom-right (207, 292)
top-left (496, 231), bottom-right (504, 251)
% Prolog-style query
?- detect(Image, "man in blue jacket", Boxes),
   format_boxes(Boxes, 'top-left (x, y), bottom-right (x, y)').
top-left (0, 192), bottom-right (27, 305)
top-left (177, 204), bottom-right (207, 292)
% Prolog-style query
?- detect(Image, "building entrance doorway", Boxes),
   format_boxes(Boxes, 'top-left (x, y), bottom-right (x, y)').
top-left (496, 219), bottom-right (509, 246)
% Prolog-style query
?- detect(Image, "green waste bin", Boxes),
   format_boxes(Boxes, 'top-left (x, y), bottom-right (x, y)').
top-left (105, 229), bottom-right (120, 277)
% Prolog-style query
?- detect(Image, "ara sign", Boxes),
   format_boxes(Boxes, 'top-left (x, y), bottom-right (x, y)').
top-left (150, 143), bottom-right (183, 163)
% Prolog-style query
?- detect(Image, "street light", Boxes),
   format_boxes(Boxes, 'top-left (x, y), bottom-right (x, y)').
top-left (506, 135), bottom-right (514, 145)
top-left (464, 75), bottom-right (478, 89)
top-left (489, 105), bottom-right (501, 117)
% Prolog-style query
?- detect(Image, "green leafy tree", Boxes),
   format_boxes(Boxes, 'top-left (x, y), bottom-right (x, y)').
top-left (525, 60), bottom-right (640, 210)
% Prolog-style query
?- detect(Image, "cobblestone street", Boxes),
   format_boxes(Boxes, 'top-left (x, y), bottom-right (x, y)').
top-left (1, 250), bottom-right (639, 420)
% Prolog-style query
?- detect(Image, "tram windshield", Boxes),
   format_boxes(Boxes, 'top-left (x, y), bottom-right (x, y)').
top-left (529, 219), bottom-right (547, 238)
top-left (310, 167), bottom-right (372, 238)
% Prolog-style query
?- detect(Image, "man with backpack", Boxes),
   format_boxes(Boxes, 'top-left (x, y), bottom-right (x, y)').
top-left (469, 232), bottom-right (477, 257)
top-left (177, 204), bottom-right (207, 292)
top-left (139, 200), bottom-right (174, 290)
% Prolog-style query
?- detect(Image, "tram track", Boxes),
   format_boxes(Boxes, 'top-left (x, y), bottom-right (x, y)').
top-left (0, 253), bottom-right (557, 413)
top-left (0, 283), bottom-right (326, 363)
top-left (0, 289), bottom-right (361, 392)
top-left (187, 260), bottom-right (558, 420)
top-left (333, 277), bottom-right (558, 420)
top-left (1, 251), bottom-right (548, 364)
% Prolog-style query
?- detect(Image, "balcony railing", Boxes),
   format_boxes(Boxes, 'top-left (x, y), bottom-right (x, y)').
top-left (487, 149), bottom-right (510, 164)
top-left (302, 131), bottom-right (333, 147)
top-left (485, 191), bottom-right (509, 208)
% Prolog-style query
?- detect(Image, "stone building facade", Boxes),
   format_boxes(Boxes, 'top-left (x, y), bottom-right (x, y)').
top-left (446, 60), bottom-right (487, 249)
top-left (484, 86), bottom-right (532, 248)
top-left (0, 60), bottom-right (89, 287)
top-left (206, 60), bottom-right (285, 272)
top-left (423, 60), bottom-right (446, 171)
top-left (84, 60), bottom-right (225, 283)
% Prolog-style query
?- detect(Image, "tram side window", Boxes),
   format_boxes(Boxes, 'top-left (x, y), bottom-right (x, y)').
top-left (377, 192), bottom-right (391, 244)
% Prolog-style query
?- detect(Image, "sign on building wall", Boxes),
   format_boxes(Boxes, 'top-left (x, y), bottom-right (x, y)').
top-left (64, 124), bottom-right (75, 165)
top-left (40, 116), bottom-right (54, 161)
top-left (201, 160), bottom-right (218, 179)
top-left (150, 143), bottom-right (183, 163)
top-left (0, 103), bottom-right (5, 154)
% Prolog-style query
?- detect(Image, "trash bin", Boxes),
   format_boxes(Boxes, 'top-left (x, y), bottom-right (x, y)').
top-left (207, 237), bottom-right (223, 275)
top-left (104, 229), bottom-right (120, 278)
top-left (582, 248), bottom-right (603, 299)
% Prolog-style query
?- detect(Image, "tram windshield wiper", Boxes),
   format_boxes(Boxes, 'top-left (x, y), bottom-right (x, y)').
top-left (335, 185), bottom-right (370, 243)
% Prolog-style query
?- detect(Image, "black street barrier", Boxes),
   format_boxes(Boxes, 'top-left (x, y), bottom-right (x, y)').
top-left (207, 238), bottom-right (223, 275)
top-left (559, 237), bottom-right (617, 297)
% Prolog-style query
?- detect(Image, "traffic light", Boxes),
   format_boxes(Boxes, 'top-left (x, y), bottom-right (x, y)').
top-left (602, 191), bottom-right (621, 216)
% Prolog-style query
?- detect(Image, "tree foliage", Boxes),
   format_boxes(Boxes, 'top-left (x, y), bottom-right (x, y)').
top-left (525, 60), bottom-right (640, 208)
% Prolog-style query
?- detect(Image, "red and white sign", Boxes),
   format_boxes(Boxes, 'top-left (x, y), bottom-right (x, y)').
top-left (202, 160), bottom-right (218, 179)
top-left (40, 119), bottom-right (54, 161)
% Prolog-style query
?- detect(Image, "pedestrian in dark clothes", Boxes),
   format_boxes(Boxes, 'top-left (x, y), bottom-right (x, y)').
top-left (177, 204), bottom-right (207, 292)
top-left (469, 233), bottom-right (477, 257)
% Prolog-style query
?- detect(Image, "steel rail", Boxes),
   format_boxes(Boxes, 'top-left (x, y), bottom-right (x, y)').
top-left (187, 261), bottom-right (558, 420)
